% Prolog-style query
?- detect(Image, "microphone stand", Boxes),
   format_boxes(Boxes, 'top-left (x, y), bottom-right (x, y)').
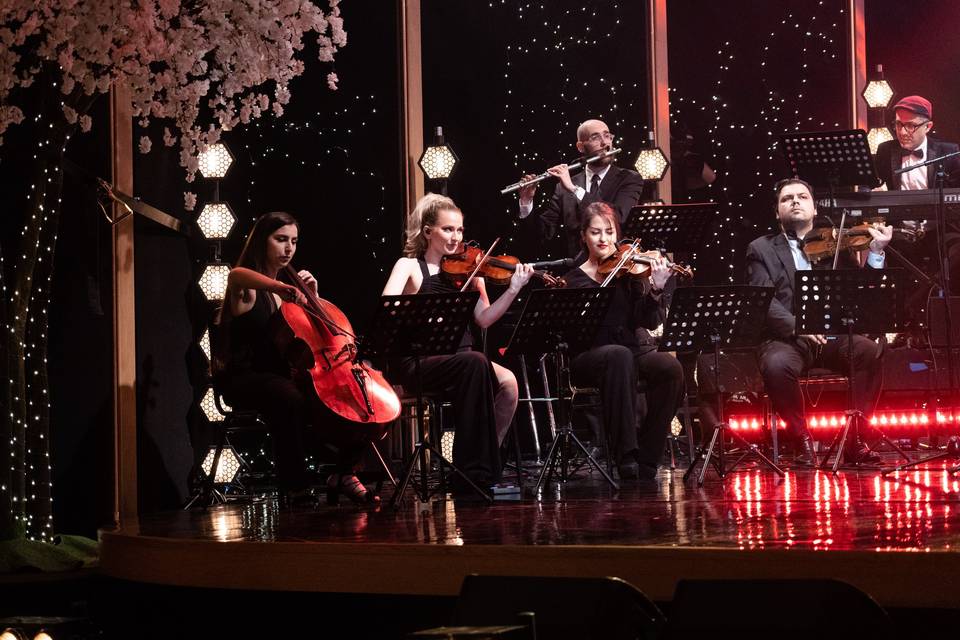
top-left (894, 149), bottom-right (960, 395)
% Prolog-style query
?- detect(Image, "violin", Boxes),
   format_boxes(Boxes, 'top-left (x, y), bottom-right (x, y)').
top-left (441, 241), bottom-right (566, 289)
top-left (275, 265), bottom-right (401, 432)
top-left (802, 220), bottom-right (904, 264)
top-left (596, 240), bottom-right (695, 284)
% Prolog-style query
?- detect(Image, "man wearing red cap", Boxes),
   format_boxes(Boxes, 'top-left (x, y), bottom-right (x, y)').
top-left (876, 95), bottom-right (960, 190)
top-left (876, 96), bottom-right (960, 298)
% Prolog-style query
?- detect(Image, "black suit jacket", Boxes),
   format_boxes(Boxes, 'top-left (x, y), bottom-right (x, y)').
top-left (745, 231), bottom-right (867, 340)
top-left (530, 164), bottom-right (645, 257)
top-left (875, 137), bottom-right (960, 190)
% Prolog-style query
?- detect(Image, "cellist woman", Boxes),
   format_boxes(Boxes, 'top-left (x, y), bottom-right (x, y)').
top-left (381, 194), bottom-right (534, 493)
top-left (213, 211), bottom-right (379, 505)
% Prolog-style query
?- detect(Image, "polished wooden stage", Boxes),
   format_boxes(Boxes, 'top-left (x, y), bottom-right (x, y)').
top-left (100, 460), bottom-right (960, 609)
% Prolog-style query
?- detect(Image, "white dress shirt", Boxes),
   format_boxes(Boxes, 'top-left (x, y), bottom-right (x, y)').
top-left (900, 137), bottom-right (929, 190)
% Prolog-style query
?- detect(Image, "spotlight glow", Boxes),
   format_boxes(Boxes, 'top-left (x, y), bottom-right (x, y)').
top-left (198, 143), bottom-right (234, 179)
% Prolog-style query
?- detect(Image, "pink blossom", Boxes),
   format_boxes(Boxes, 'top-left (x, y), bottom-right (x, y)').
top-left (162, 127), bottom-right (176, 146)
top-left (0, 0), bottom-right (347, 181)
top-left (326, 72), bottom-right (338, 90)
top-left (184, 191), bottom-right (196, 211)
top-left (138, 135), bottom-right (152, 154)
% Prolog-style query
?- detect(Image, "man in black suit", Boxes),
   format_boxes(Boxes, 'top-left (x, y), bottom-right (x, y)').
top-left (745, 178), bottom-right (893, 465)
top-left (875, 95), bottom-right (960, 191)
top-left (518, 119), bottom-right (646, 257)
top-left (875, 95), bottom-right (960, 296)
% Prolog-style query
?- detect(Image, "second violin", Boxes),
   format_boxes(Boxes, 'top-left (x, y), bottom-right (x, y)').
top-left (596, 240), bottom-right (695, 285)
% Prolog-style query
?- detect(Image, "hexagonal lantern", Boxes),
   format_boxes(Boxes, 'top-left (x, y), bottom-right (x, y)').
top-left (198, 143), bottom-right (234, 179)
top-left (200, 445), bottom-right (242, 484)
top-left (867, 127), bottom-right (895, 155)
top-left (198, 263), bottom-right (231, 301)
top-left (196, 202), bottom-right (237, 240)
top-left (634, 147), bottom-right (670, 181)
top-left (419, 144), bottom-right (459, 180)
top-left (199, 327), bottom-right (211, 361)
top-left (200, 386), bottom-right (231, 423)
top-left (862, 80), bottom-right (894, 109)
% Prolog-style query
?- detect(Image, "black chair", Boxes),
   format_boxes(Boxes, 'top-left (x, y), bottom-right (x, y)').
top-left (663, 578), bottom-right (892, 639)
top-left (454, 574), bottom-right (664, 640)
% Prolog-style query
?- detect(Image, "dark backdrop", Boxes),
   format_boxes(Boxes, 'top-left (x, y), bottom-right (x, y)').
top-left (421, 0), bottom-right (651, 260)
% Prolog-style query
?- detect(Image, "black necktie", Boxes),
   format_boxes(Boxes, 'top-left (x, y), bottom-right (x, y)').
top-left (589, 174), bottom-right (601, 196)
top-left (901, 148), bottom-right (923, 159)
top-left (786, 229), bottom-right (805, 249)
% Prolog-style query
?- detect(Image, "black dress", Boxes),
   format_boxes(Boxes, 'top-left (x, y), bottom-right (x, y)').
top-left (219, 289), bottom-right (365, 491)
top-left (391, 258), bottom-right (502, 486)
top-left (563, 268), bottom-right (685, 470)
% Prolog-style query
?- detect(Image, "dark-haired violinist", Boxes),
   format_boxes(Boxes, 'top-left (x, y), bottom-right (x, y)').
top-left (744, 178), bottom-right (892, 466)
top-left (561, 202), bottom-right (685, 482)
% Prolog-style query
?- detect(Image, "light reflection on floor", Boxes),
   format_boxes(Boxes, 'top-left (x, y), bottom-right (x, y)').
top-left (136, 462), bottom-right (960, 553)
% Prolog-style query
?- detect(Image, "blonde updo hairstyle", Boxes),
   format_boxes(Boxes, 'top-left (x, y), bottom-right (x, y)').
top-left (403, 193), bottom-right (462, 258)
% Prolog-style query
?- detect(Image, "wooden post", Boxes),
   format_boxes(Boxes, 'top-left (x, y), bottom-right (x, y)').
top-left (110, 81), bottom-right (137, 523)
top-left (849, 0), bottom-right (867, 131)
top-left (647, 0), bottom-right (671, 203)
top-left (398, 0), bottom-right (425, 233)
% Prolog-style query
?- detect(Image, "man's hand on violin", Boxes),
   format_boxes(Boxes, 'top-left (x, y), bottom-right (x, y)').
top-left (297, 270), bottom-right (319, 296)
top-left (547, 164), bottom-right (576, 193)
top-left (649, 257), bottom-right (672, 292)
top-left (507, 263), bottom-right (535, 294)
top-left (867, 224), bottom-right (893, 253)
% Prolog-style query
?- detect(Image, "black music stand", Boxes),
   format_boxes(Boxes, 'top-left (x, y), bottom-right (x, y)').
top-left (661, 285), bottom-right (782, 486)
top-left (504, 287), bottom-right (618, 491)
top-left (794, 269), bottom-right (910, 472)
top-left (361, 292), bottom-right (491, 505)
top-left (780, 129), bottom-right (880, 190)
top-left (622, 202), bottom-right (718, 252)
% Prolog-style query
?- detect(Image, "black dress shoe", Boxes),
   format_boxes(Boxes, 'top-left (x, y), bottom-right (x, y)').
top-left (794, 431), bottom-right (817, 466)
top-left (843, 442), bottom-right (881, 465)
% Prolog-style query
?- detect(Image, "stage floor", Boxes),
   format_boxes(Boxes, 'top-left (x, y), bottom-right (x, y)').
top-left (100, 459), bottom-right (960, 608)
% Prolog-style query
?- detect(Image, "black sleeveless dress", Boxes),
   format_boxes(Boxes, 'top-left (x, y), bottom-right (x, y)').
top-left (390, 257), bottom-right (501, 486)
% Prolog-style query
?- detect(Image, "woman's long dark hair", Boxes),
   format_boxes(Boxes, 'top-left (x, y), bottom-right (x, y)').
top-left (211, 211), bottom-right (300, 377)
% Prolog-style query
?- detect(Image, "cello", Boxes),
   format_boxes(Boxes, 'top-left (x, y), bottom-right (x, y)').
top-left (275, 265), bottom-right (401, 430)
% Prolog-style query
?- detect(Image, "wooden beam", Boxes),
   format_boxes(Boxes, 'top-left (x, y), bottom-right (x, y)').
top-left (398, 0), bottom-right (424, 231)
top-left (110, 81), bottom-right (137, 522)
top-left (849, 0), bottom-right (867, 131)
top-left (647, 0), bottom-right (671, 203)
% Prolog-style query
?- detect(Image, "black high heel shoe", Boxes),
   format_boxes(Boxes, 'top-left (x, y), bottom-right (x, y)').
top-left (326, 474), bottom-right (380, 505)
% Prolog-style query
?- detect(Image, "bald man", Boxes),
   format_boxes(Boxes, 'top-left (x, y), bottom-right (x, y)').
top-left (518, 119), bottom-right (646, 257)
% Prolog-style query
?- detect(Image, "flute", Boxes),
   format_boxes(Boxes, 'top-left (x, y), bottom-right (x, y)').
top-left (500, 148), bottom-right (622, 195)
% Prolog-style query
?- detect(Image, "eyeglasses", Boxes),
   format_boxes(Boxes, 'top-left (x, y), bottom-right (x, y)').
top-left (585, 131), bottom-right (615, 143)
top-left (894, 120), bottom-right (930, 134)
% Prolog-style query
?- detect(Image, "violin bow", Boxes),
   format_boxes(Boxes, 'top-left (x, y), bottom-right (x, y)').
top-left (283, 265), bottom-right (358, 340)
top-left (459, 237), bottom-right (501, 293)
top-left (599, 239), bottom-right (641, 288)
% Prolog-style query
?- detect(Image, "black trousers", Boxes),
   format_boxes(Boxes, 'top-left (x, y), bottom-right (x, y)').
top-left (758, 335), bottom-right (883, 441)
top-left (571, 345), bottom-right (685, 467)
top-left (222, 370), bottom-right (368, 491)
top-left (395, 351), bottom-right (502, 485)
